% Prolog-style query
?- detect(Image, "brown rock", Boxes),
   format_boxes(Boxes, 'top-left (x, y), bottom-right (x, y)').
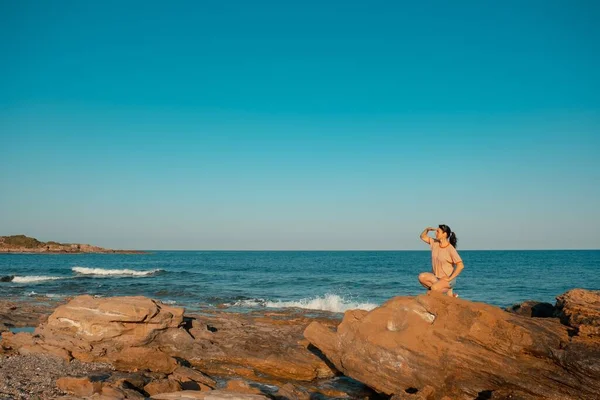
top-left (56, 376), bottom-right (103, 397)
top-left (151, 390), bottom-right (269, 399)
top-left (19, 343), bottom-right (72, 361)
top-left (224, 379), bottom-right (262, 395)
top-left (276, 383), bottom-right (310, 400)
top-left (39, 295), bottom-right (184, 347)
top-left (121, 388), bottom-right (147, 399)
top-left (110, 373), bottom-right (148, 391)
top-left (316, 388), bottom-right (350, 398)
top-left (99, 384), bottom-right (127, 399)
top-left (0, 331), bottom-right (35, 349)
top-left (144, 379), bottom-right (182, 396)
top-left (170, 366), bottom-right (216, 388)
top-left (186, 312), bottom-right (338, 384)
top-left (304, 290), bottom-right (600, 399)
top-left (506, 300), bottom-right (555, 318)
top-left (556, 289), bottom-right (600, 337)
top-left (109, 347), bottom-right (178, 373)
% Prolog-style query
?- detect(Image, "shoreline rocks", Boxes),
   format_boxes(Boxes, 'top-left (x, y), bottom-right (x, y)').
top-left (2, 290), bottom-right (599, 399)
top-left (305, 289), bottom-right (600, 399)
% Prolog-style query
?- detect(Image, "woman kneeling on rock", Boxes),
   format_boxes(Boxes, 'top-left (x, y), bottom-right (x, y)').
top-left (418, 225), bottom-right (464, 297)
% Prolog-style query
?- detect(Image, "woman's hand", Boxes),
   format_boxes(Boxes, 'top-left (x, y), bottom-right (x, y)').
top-left (426, 227), bottom-right (436, 232)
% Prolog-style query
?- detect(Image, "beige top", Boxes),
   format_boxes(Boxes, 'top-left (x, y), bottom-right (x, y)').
top-left (430, 241), bottom-right (462, 278)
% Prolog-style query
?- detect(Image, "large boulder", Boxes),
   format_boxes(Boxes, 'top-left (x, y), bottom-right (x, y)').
top-left (27, 295), bottom-right (184, 372)
top-left (556, 289), bottom-right (600, 337)
top-left (39, 295), bottom-right (184, 346)
top-left (304, 290), bottom-right (600, 400)
top-left (182, 311), bottom-right (338, 383)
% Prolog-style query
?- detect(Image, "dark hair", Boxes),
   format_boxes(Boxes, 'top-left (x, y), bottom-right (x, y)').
top-left (439, 224), bottom-right (458, 248)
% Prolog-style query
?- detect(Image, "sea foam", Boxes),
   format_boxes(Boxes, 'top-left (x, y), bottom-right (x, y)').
top-left (72, 267), bottom-right (163, 277)
top-left (233, 294), bottom-right (378, 313)
top-left (12, 276), bottom-right (63, 283)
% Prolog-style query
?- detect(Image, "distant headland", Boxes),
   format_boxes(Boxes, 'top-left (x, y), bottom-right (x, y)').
top-left (0, 235), bottom-right (144, 254)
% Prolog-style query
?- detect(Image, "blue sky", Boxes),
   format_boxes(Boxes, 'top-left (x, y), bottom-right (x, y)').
top-left (1, 1), bottom-right (598, 250)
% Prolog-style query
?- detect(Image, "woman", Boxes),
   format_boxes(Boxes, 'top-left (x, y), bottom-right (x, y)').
top-left (418, 225), bottom-right (464, 297)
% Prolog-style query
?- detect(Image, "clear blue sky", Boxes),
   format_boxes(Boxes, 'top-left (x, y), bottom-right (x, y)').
top-left (1, 1), bottom-right (598, 250)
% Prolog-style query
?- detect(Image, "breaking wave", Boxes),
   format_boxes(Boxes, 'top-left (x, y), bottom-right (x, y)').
top-left (72, 267), bottom-right (163, 277)
top-left (231, 294), bottom-right (378, 313)
top-left (11, 276), bottom-right (63, 283)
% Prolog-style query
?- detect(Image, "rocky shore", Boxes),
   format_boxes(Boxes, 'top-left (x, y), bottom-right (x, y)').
top-left (0, 235), bottom-right (144, 254)
top-left (1, 289), bottom-right (599, 399)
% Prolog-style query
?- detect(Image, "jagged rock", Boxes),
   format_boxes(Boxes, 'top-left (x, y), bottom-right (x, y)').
top-left (275, 383), bottom-right (310, 400)
top-left (170, 366), bottom-right (216, 389)
top-left (56, 376), bottom-right (103, 397)
top-left (144, 379), bottom-right (182, 396)
top-left (21, 295), bottom-right (184, 372)
top-left (556, 289), bottom-right (600, 337)
top-left (19, 343), bottom-right (72, 361)
top-left (39, 295), bottom-right (184, 346)
top-left (98, 384), bottom-right (128, 399)
top-left (506, 300), bottom-right (555, 318)
top-left (305, 290), bottom-right (600, 400)
top-left (151, 390), bottom-right (269, 399)
top-left (184, 312), bottom-right (338, 383)
top-left (224, 379), bottom-right (262, 395)
top-left (109, 347), bottom-right (178, 373)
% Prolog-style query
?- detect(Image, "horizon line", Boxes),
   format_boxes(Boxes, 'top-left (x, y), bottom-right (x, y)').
top-left (130, 248), bottom-right (600, 252)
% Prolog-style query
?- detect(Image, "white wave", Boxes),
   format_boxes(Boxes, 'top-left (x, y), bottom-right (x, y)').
top-left (12, 276), bottom-right (63, 283)
top-left (45, 293), bottom-right (66, 299)
top-left (232, 294), bottom-right (378, 313)
top-left (72, 267), bottom-right (163, 277)
top-left (160, 300), bottom-right (177, 305)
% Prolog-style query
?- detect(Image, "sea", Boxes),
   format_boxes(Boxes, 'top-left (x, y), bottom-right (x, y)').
top-left (1, 250), bottom-right (599, 313)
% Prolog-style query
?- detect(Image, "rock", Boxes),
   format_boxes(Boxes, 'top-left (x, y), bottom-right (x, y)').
top-left (121, 388), bottom-right (147, 399)
top-left (109, 372), bottom-right (148, 391)
top-left (224, 379), bottom-right (262, 395)
top-left (22, 295), bottom-right (185, 372)
top-left (99, 384), bottom-right (127, 399)
top-left (506, 300), bottom-right (555, 318)
top-left (144, 379), bottom-right (182, 396)
top-left (170, 366), bottom-right (216, 389)
top-left (56, 376), bottom-right (103, 397)
top-left (151, 390), bottom-right (269, 399)
top-left (556, 289), bottom-right (600, 337)
top-left (109, 347), bottom-right (178, 373)
top-left (0, 331), bottom-right (35, 349)
top-left (39, 295), bottom-right (184, 347)
top-left (185, 312), bottom-right (338, 383)
top-left (304, 290), bottom-right (600, 399)
top-left (390, 385), bottom-right (435, 399)
top-left (276, 383), bottom-right (310, 400)
top-left (19, 343), bottom-right (72, 361)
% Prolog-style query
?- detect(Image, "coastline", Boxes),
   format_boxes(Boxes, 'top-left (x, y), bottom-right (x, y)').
top-left (0, 235), bottom-right (146, 255)
top-left (0, 249), bottom-right (146, 254)
top-left (2, 289), bottom-right (599, 399)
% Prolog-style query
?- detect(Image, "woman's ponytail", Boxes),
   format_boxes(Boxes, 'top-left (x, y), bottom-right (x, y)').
top-left (449, 232), bottom-right (458, 248)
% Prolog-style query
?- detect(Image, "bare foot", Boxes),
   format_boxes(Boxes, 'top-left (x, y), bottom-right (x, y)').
top-left (446, 290), bottom-right (459, 298)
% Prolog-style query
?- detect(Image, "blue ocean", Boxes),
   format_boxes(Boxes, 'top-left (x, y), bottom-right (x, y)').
top-left (1, 251), bottom-right (598, 313)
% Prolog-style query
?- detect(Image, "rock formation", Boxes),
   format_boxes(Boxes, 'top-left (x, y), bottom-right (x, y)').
top-left (304, 289), bottom-right (600, 399)
top-left (0, 234), bottom-right (143, 253)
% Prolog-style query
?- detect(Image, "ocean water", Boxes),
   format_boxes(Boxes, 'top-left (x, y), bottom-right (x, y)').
top-left (0, 250), bottom-right (598, 313)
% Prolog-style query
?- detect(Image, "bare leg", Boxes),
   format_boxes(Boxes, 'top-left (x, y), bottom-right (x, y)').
top-left (430, 279), bottom-right (451, 293)
top-left (418, 272), bottom-right (438, 290)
